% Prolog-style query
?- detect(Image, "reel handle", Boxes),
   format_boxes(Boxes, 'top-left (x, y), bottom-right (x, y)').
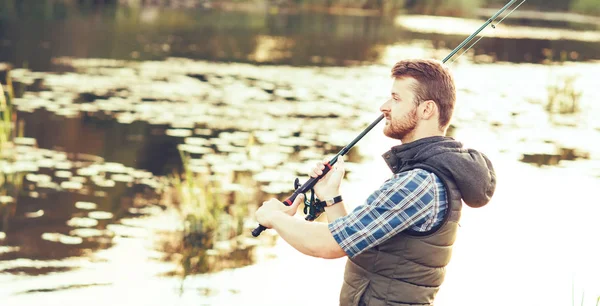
top-left (251, 164), bottom-right (333, 237)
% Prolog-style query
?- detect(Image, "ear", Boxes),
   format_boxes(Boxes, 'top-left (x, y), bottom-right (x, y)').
top-left (419, 100), bottom-right (437, 120)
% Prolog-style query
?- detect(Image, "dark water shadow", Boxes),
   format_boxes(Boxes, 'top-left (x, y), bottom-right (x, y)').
top-left (13, 283), bottom-right (112, 294)
top-left (2, 1), bottom-right (599, 73)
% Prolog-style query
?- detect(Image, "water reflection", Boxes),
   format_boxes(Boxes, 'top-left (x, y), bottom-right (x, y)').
top-left (1, 57), bottom-right (369, 280)
top-left (0, 3), bottom-right (398, 71)
top-left (397, 15), bottom-right (600, 63)
top-left (2, 1), bottom-right (600, 73)
top-left (1, 1), bottom-right (599, 303)
top-left (0, 141), bottom-right (163, 275)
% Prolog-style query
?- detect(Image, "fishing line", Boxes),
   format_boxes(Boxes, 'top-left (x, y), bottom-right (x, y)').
top-left (448, 0), bottom-right (528, 64)
top-left (251, 0), bottom-right (528, 237)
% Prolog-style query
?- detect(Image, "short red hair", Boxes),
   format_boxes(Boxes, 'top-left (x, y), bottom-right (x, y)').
top-left (391, 59), bottom-right (456, 129)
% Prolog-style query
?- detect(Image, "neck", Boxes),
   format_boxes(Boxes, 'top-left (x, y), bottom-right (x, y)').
top-left (401, 127), bottom-right (444, 144)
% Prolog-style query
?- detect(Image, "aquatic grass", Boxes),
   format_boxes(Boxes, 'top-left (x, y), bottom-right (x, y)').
top-left (170, 148), bottom-right (234, 275)
top-left (169, 138), bottom-right (263, 279)
top-left (0, 78), bottom-right (13, 147)
top-left (394, 0), bottom-right (484, 16)
top-left (571, 276), bottom-right (600, 306)
top-left (0, 162), bottom-right (24, 231)
top-left (0, 78), bottom-right (23, 232)
top-left (173, 149), bottom-right (226, 250)
top-left (571, 0), bottom-right (600, 16)
top-left (546, 75), bottom-right (582, 114)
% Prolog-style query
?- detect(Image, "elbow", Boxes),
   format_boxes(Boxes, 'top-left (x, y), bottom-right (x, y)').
top-left (314, 245), bottom-right (346, 259)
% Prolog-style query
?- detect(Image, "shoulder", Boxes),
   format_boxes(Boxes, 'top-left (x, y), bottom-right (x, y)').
top-left (384, 169), bottom-right (446, 197)
top-left (391, 168), bottom-right (441, 185)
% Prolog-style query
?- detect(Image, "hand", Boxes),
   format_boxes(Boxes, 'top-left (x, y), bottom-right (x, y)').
top-left (309, 156), bottom-right (345, 200)
top-left (255, 194), bottom-right (305, 228)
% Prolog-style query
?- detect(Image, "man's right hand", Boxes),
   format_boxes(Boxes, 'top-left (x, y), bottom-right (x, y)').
top-left (309, 156), bottom-right (346, 200)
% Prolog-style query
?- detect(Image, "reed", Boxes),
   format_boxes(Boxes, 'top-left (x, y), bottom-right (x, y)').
top-left (546, 75), bottom-right (582, 114)
top-left (570, 0), bottom-right (600, 16)
top-left (0, 78), bottom-right (12, 147)
top-left (169, 141), bottom-right (261, 278)
top-left (571, 277), bottom-right (599, 306)
top-left (173, 150), bottom-right (225, 250)
top-left (0, 74), bottom-right (23, 232)
top-left (409, 0), bottom-right (484, 16)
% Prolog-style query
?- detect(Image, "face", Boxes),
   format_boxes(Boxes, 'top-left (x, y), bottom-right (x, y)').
top-left (380, 77), bottom-right (420, 141)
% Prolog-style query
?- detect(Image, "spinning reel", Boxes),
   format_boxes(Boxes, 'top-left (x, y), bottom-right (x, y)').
top-left (294, 178), bottom-right (326, 222)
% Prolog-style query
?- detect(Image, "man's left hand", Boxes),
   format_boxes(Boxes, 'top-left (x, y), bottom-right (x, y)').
top-left (255, 194), bottom-right (305, 228)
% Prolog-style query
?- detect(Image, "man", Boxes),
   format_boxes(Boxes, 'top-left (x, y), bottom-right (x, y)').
top-left (255, 59), bottom-right (496, 306)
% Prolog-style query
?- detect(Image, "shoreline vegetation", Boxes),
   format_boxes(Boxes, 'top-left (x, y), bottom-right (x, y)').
top-left (122, 0), bottom-right (600, 17)
top-left (2, 0), bottom-right (600, 18)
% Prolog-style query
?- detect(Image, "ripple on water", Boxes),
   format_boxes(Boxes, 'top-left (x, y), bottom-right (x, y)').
top-left (88, 211), bottom-right (114, 220)
top-left (24, 210), bottom-right (44, 218)
top-left (75, 201), bottom-right (98, 210)
top-left (395, 15), bottom-right (600, 42)
top-left (69, 228), bottom-right (110, 238)
top-left (60, 181), bottom-right (83, 190)
top-left (66, 217), bottom-right (99, 228)
top-left (111, 174), bottom-right (134, 183)
top-left (166, 129), bottom-right (193, 137)
top-left (41, 233), bottom-right (83, 245)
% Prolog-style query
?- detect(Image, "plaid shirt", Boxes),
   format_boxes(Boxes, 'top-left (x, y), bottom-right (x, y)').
top-left (328, 169), bottom-right (448, 258)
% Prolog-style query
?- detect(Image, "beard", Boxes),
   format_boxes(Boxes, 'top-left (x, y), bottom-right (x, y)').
top-left (383, 107), bottom-right (418, 141)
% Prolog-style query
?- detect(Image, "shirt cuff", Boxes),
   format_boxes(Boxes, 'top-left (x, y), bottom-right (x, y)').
top-left (328, 216), bottom-right (356, 258)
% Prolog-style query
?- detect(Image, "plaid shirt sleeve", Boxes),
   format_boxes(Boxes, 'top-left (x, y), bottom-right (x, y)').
top-left (328, 169), bottom-right (447, 258)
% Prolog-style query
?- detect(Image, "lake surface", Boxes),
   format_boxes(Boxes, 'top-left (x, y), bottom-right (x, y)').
top-left (2, 2), bottom-right (600, 70)
top-left (1, 2), bottom-right (600, 306)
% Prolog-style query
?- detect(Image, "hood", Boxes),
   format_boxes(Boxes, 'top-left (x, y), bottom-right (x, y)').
top-left (382, 136), bottom-right (496, 208)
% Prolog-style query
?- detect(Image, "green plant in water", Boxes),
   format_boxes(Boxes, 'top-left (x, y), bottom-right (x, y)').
top-left (0, 74), bottom-right (23, 232)
top-left (175, 150), bottom-right (226, 249)
top-left (410, 0), bottom-right (484, 16)
top-left (546, 75), bottom-right (582, 114)
top-left (0, 78), bottom-right (13, 147)
top-left (0, 167), bottom-right (23, 232)
top-left (570, 0), bottom-right (600, 16)
top-left (571, 276), bottom-right (599, 306)
top-left (171, 149), bottom-right (227, 276)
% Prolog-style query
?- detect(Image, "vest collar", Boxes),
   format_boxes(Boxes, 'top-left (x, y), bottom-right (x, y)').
top-left (382, 136), bottom-right (450, 173)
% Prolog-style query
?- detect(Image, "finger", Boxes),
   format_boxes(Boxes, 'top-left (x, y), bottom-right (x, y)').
top-left (265, 198), bottom-right (279, 205)
top-left (292, 194), bottom-right (305, 206)
top-left (314, 163), bottom-right (323, 175)
top-left (330, 163), bottom-right (346, 182)
top-left (290, 194), bottom-right (304, 211)
top-left (335, 156), bottom-right (345, 171)
top-left (310, 167), bottom-right (318, 177)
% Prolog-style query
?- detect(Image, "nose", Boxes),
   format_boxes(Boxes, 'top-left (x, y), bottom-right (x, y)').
top-left (380, 98), bottom-right (391, 113)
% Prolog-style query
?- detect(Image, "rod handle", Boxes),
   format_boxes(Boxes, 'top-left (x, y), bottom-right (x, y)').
top-left (251, 163), bottom-right (334, 237)
top-left (251, 192), bottom-right (299, 237)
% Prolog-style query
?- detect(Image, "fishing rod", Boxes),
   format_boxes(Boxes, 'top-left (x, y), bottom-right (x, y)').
top-left (252, 0), bottom-right (526, 237)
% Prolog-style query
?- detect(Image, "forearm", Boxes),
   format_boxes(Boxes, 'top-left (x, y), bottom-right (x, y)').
top-left (270, 211), bottom-right (346, 259)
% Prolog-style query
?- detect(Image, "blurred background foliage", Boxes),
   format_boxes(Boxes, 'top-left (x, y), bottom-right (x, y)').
top-left (0, 0), bottom-right (598, 18)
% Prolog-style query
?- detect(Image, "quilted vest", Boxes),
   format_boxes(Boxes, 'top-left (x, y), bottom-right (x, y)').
top-left (339, 160), bottom-right (463, 306)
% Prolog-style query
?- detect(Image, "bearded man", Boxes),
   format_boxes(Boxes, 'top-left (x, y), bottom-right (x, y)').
top-left (255, 59), bottom-right (496, 306)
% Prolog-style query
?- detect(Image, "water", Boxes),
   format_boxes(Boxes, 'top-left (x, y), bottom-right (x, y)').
top-left (2, 2), bottom-right (600, 70)
top-left (1, 2), bottom-right (600, 306)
